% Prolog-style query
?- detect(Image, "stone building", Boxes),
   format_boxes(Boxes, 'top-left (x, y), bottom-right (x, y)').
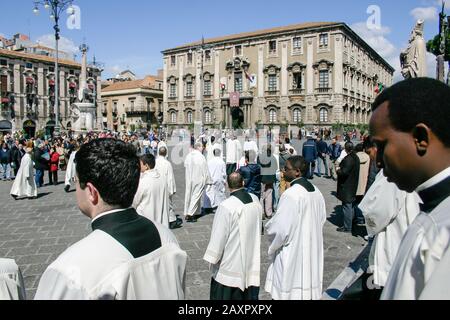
top-left (162, 22), bottom-right (394, 132)
top-left (0, 48), bottom-right (101, 137)
top-left (101, 74), bottom-right (163, 132)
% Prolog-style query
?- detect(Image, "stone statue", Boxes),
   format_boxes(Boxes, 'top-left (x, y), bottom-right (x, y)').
top-left (400, 20), bottom-right (428, 79)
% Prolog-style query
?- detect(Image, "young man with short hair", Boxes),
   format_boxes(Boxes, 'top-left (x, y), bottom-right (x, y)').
top-left (35, 139), bottom-right (186, 300)
top-left (369, 78), bottom-right (450, 300)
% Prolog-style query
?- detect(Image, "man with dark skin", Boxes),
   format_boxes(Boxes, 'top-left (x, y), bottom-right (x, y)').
top-left (369, 78), bottom-right (450, 300)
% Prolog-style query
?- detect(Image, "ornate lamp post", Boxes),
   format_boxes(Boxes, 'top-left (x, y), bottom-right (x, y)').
top-left (33, 0), bottom-right (76, 137)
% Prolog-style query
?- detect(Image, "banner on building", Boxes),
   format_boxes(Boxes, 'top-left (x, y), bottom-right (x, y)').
top-left (230, 92), bottom-right (240, 107)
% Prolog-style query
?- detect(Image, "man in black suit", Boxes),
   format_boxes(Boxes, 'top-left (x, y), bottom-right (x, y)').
top-left (336, 142), bottom-right (360, 233)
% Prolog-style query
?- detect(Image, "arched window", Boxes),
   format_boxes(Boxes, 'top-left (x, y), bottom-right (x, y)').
top-left (319, 108), bottom-right (328, 123)
top-left (204, 110), bottom-right (212, 123)
top-left (269, 109), bottom-right (277, 123)
top-left (187, 111), bottom-right (193, 124)
top-left (293, 108), bottom-right (301, 123)
top-left (170, 112), bottom-right (177, 124)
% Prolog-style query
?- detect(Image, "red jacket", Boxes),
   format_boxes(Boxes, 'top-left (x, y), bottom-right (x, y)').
top-left (50, 152), bottom-right (60, 172)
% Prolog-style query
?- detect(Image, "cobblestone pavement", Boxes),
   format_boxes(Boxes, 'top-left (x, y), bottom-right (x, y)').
top-left (0, 140), bottom-right (367, 300)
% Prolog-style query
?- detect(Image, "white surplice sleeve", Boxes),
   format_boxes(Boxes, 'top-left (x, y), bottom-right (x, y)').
top-left (266, 192), bottom-right (296, 260)
top-left (203, 205), bottom-right (231, 265)
top-left (34, 268), bottom-right (90, 300)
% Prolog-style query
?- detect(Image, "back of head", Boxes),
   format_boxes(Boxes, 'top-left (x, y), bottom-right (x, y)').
top-left (355, 143), bottom-right (364, 153)
top-left (140, 154), bottom-right (156, 169)
top-left (287, 155), bottom-right (307, 177)
top-left (75, 139), bottom-right (140, 208)
top-left (345, 142), bottom-right (354, 153)
top-left (159, 146), bottom-right (167, 157)
top-left (228, 172), bottom-right (244, 191)
top-left (372, 78), bottom-right (450, 147)
top-left (285, 137), bottom-right (291, 144)
top-left (247, 150), bottom-right (257, 164)
top-left (213, 148), bottom-right (221, 157)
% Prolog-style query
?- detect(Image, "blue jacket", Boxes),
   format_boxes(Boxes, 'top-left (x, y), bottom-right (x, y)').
top-left (302, 139), bottom-right (318, 162)
top-left (316, 140), bottom-right (328, 158)
top-left (328, 143), bottom-right (343, 160)
top-left (239, 164), bottom-right (262, 199)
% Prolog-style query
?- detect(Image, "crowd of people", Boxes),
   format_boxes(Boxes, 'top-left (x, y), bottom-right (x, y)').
top-left (0, 78), bottom-right (449, 301)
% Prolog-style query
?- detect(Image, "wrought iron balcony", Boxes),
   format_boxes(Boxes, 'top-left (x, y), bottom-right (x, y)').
top-left (315, 87), bottom-right (331, 94)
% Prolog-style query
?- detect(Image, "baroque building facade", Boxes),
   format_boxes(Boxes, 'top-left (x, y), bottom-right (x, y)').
top-left (162, 22), bottom-right (394, 131)
top-left (101, 75), bottom-right (164, 132)
top-left (0, 48), bottom-right (101, 137)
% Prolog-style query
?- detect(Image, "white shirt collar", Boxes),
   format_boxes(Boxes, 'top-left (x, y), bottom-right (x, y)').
top-left (91, 208), bottom-right (131, 224)
top-left (416, 166), bottom-right (450, 193)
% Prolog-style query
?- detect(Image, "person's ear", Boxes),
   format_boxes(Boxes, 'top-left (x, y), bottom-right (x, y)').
top-left (412, 124), bottom-right (430, 157)
top-left (86, 182), bottom-right (99, 206)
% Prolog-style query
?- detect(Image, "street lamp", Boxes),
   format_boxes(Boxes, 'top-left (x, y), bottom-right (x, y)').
top-left (33, 0), bottom-right (75, 137)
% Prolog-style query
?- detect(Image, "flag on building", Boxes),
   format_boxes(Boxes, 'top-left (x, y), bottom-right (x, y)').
top-left (245, 70), bottom-right (257, 88)
top-left (374, 82), bottom-right (384, 94)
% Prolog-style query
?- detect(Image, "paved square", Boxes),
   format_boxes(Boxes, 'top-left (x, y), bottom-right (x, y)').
top-left (0, 144), bottom-right (366, 300)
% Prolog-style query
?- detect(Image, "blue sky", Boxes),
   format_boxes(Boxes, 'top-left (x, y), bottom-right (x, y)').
top-left (0, 0), bottom-right (448, 80)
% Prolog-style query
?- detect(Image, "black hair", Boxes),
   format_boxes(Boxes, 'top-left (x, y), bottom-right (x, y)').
top-left (213, 148), bottom-right (221, 157)
top-left (345, 142), bottom-right (354, 153)
top-left (287, 156), bottom-right (307, 176)
top-left (355, 143), bottom-right (364, 153)
top-left (228, 172), bottom-right (243, 190)
top-left (285, 137), bottom-right (291, 144)
top-left (75, 139), bottom-right (140, 208)
top-left (140, 154), bottom-right (156, 170)
top-left (211, 136), bottom-right (215, 144)
top-left (363, 136), bottom-right (376, 150)
top-left (372, 78), bottom-right (450, 147)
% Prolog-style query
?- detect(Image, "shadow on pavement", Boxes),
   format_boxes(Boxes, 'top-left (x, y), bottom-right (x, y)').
top-left (36, 192), bottom-right (52, 199)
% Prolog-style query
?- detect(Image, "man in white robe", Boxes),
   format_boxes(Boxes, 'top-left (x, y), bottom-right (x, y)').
top-left (359, 170), bottom-right (420, 291)
top-left (64, 146), bottom-right (78, 193)
top-left (204, 172), bottom-right (262, 300)
top-left (265, 156), bottom-right (326, 300)
top-left (203, 147), bottom-right (227, 213)
top-left (369, 78), bottom-right (450, 300)
top-left (226, 135), bottom-right (242, 176)
top-left (10, 143), bottom-right (37, 200)
top-left (184, 142), bottom-right (212, 223)
top-left (35, 139), bottom-right (186, 300)
top-left (157, 139), bottom-right (168, 159)
top-left (132, 154), bottom-right (170, 228)
top-left (155, 147), bottom-right (182, 229)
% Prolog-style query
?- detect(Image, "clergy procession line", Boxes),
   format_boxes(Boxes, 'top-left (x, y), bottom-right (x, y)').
top-left (0, 78), bottom-right (450, 300)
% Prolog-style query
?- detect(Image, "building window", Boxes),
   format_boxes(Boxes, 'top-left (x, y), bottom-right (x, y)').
top-left (169, 83), bottom-right (177, 98)
top-left (234, 72), bottom-right (243, 92)
top-left (170, 55), bottom-right (176, 67)
top-left (319, 70), bottom-right (329, 88)
top-left (269, 40), bottom-right (277, 54)
top-left (235, 45), bottom-right (242, 56)
top-left (269, 109), bottom-right (277, 123)
top-left (69, 70), bottom-right (74, 75)
top-left (292, 37), bottom-right (302, 52)
top-left (204, 80), bottom-right (212, 96)
top-left (130, 100), bottom-right (135, 111)
top-left (204, 50), bottom-right (211, 63)
top-left (293, 108), bottom-right (301, 123)
top-left (113, 101), bottom-right (118, 113)
top-left (187, 111), bottom-right (193, 124)
top-left (186, 81), bottom-right (193, 97)
top-left (293, 72), bottom-right (302, 89)
top-left (319, 34), bottom-right (329, 48)
top-left (170, 112), bottom-right (177, 123)
top-left (187, 52), bottom-right (193, 65)
top-left (0, 59), bottom-right (7, 66)
top-left (319, 108), bottom-right (328, 122)
top-left (26, 63), bottom-right (33, 69)
top-left (204, 110), bottom-right (212, 123)
top-left (49, 66), bottom-right (55, 72)
top-left (268, 74), bottom-right (277, 92)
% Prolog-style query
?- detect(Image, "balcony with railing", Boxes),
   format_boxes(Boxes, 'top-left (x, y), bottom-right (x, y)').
top-left (126, 103), bottom-right (151, 116)
top-left (315, 87), bottom-right (331, 94)
top-left (289, 88), bottom-right (305, 95)
top-left (265, 90), bottom-right (280, 96)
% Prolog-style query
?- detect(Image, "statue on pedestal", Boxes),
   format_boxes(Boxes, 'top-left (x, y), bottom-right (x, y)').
top-left (400, 20), bottom-right (428, 79)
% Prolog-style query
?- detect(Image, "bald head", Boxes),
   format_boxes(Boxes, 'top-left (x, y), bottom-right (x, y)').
top-left (159, 146), bottom-right (167, 157)
top-left (227, 172), bottom-right (244, 191)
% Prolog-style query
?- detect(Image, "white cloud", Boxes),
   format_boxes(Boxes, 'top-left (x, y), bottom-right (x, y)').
top-left (410, 7), bottom-right (439, 21)
top-left (106, 65), bottom-right (122, 77)
top-left (351, 22), bottom-right (402, 81)
top-left (35, 34), bottom-right (79, 57)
